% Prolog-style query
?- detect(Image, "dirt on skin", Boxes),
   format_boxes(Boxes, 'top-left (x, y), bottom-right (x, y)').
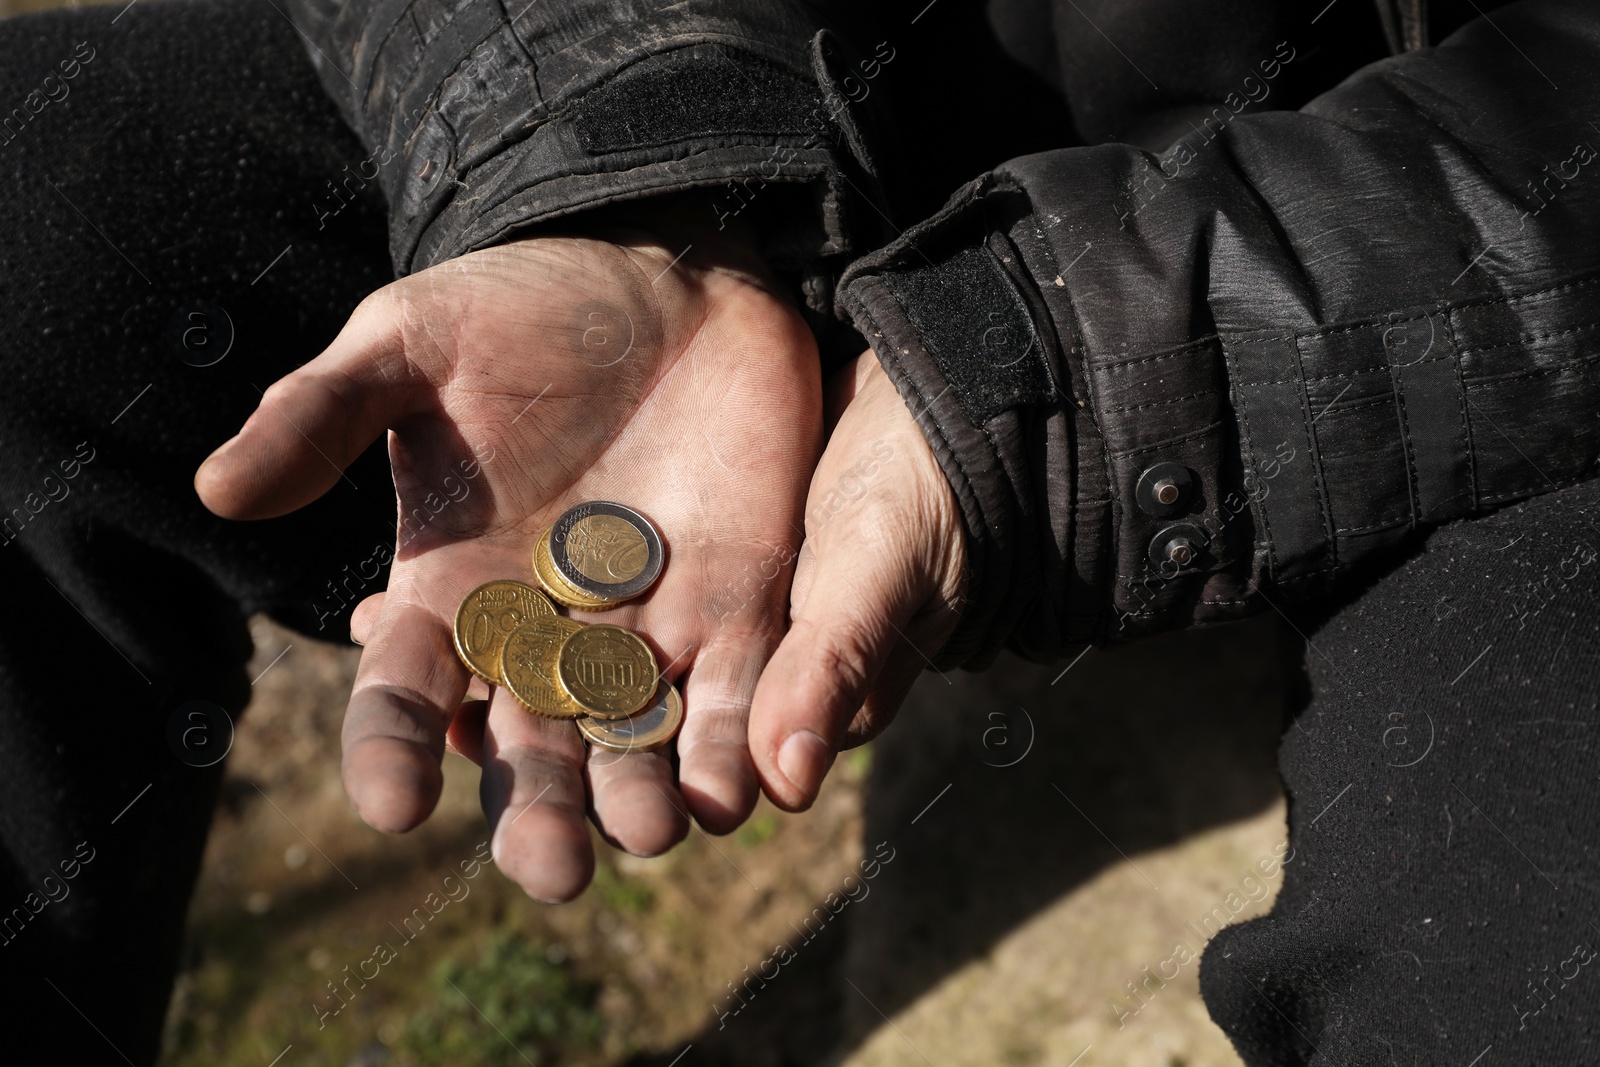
top-left (159, 611), bottom-right (1292, 1067)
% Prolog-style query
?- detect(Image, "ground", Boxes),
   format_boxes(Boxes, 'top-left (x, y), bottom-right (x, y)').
top-left (155, 615), bottom-right (1291, 1067)
top-left (0, 1), bottom-right (1295, 1059)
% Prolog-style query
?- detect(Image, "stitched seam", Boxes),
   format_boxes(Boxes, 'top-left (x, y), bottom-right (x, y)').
top-left (391, 1), bottom-right (493, 136)
top-left (1101, 388), bottom-right (1219, 416)
top-left (1275, 569), bottom-right (1337, 588)
top-left (1076, 318), bottom-right (1122, 635)
top-left (369, 0), bottom-right (430, 103)
top-left (1463, 351), bottom-right (1600, 387)
top-left (1108, 421), bottom-right (1225, 460)
top-left (1334, 516), bottom-right (1411, 534)
top-left (1095, 270), bottom-right (1600, 375)
top-left (1446, 310), bottom-right (1479, 509)
top-left (1238, 365), bottom-right (1391, 389)
top-left (1389, 358), bottom-right (1421, 533)
top-left (1437, 312), bottom-right (1473, 519)
top-left (1292, 332), bottom-right (1339, 570)
top-left (1481, 471), bottom-right (1595, 504)
top-left (1096, 339), bottom-right (1216, 372)
top-left (1310, 393), bottom-right (1396, 417)
top-left (1456, 320), bottom-right (1600, 354)
top-left (1225, 345), bottom-right (1277, 578)
top-left (1464, 360), bottom-right (1600, 388)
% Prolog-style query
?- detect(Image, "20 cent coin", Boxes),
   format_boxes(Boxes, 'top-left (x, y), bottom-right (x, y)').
top-left (555, 624), bottom-right (658, 718)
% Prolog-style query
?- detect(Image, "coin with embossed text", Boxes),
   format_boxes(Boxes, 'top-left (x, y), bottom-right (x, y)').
top-left (578, 682), bottom-right (682, 754)
top-left (549, 501), bottom-right (664, 603)
top-left (452, 580), bottom-right (556, 684)
top-left (501, 616), bottom-right (586, 718)
top-left (533, 526), bottom-right (617, 611)
top-left (555, 623), bottom-right (657, 718)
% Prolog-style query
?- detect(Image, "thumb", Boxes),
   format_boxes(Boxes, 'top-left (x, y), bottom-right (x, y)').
top-left (750, 511), bottom-right (929, 810)
top-left (750, 353), bottom-right (966, 810)
top-left (194, 289), bottom-right (428, 520)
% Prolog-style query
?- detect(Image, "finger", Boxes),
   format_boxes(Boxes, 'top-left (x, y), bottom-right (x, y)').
top-left (195, 291), bottom-right (429, 520)
top-left (801, 533), bottom-right (929, 746)
top-left (821, 351), bottom-right (876, 434)
top-left (748, 523), bottom-right (926, 812)
top-left (350, 591), bottom-right (386, 646)
top-left (446, 699), bottom-right (490, 766)
top-left (677, 634), bottom-right (769, 834)
top-left (848, 643), bottom-right (928, 747)
top-left (585, 745), bottom-right (688, 856)
top-left (341, 597), bottom-right (467, 833)
top-left (480, 689), bottom-right (595, 902)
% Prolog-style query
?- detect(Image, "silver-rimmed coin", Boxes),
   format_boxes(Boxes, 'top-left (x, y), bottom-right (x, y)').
top-left (577, 681), bottom-right (683, 754)
top-left (549, 501), bottom-right (664, 602)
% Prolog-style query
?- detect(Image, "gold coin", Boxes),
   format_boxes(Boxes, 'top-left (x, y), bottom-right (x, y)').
top-left (566, 514), bottom-right (650, 584)
top-left (452, 580), bottom-right (556, 684)
top-left (555, 624), bottom-right (658, 718)
top-left (578, 682), bottom-right (683, 753)
top-left (532, 527), bottom-right (617, 611)
top-left (501, 616), bottom-right (586, 718)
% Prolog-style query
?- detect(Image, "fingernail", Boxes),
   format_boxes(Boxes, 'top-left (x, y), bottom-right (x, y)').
top-left (777, 730), bottom-right (834, 801)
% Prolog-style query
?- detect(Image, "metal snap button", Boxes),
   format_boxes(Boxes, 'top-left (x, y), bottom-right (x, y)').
top-left (1136, 462), bottom-right (1194, 517)
top-left (1148, 522), bottom-right (1208, 572)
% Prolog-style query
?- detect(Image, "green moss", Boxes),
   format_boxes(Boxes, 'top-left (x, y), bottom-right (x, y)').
top-left (396, 930), bottom-right (602, 1066)
top-left (591, 863), bottom-right (655, 914)
top-left (735, 813), bottom-right (779, 848)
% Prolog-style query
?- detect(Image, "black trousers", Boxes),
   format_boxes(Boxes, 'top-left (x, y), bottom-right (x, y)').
top-left (0, 2), bottom-right (1595, 1064)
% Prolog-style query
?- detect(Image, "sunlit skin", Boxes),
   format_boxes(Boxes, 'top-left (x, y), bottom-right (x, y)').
top-left (748, 352), bottom-right (966, 801)
top-left (197, 219), bottom-right (967, 901)
top-left (197, 225), bottom-right (820, 901)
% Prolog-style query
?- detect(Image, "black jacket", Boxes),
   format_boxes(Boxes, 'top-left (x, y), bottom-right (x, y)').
top-left (284, 0), bottom-right (1600, 666)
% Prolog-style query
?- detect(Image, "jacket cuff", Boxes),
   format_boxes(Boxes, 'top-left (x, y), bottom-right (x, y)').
top-left (838, 169), bottom-right (1269, 665)
top-left (314, 0), bottom-right (895, 318)
top-left (836, 176), bottom-right (1103, 668)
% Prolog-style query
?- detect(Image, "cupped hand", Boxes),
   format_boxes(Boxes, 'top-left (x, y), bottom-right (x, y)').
top-left (196, 223), bottom-right (821, 900)
top-left (747, 352), bottom-right (967, 811)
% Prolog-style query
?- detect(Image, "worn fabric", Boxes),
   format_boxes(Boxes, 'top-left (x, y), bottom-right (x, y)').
top-left (2, 0), bottom-right (1598, 1063)
top-left (840, 1), bottom-right (1600, 667)
top-left (1201, 477), bottom-right (1600, 1066)
top-left (276, 0), bottom-right (1600, 666)
top-left (0, 3), bottom-right (394, 1060)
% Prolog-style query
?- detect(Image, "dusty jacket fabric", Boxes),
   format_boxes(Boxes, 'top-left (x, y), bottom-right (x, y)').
top-left (284, 0), bottom-right (1600, 667)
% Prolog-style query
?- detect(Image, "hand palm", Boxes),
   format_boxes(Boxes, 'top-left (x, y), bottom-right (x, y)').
top-left (198, 230), bottom-right (820, 900)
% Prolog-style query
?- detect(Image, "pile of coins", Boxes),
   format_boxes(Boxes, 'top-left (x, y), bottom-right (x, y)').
top-left (452, 502), bottom-right (681, 753)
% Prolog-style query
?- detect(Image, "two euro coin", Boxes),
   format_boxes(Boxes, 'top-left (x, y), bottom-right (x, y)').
top-left (451, 502), bottom-right (680, 750)
top-left (533, 502), bottom-right (663, 610)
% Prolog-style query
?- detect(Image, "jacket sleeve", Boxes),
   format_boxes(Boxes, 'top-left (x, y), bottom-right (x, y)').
top-left (836, 0), bottom-right (1600, 666)
top-left (282, 0), bottom-right (893, 315)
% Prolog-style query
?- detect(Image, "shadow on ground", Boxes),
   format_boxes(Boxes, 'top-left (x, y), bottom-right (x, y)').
top-left (623, 613), bottom-right (1300, 1066)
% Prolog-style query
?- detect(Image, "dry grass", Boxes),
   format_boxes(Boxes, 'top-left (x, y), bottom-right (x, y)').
top-left (0, 3), bottom-right (1292, 1059)
top-left (156, 617), bottom-right (1286, 1067)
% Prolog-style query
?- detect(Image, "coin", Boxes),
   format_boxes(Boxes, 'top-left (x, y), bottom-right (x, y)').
top-left (501, 616), bottom-right (586, 718)
top-left (532, 526), bottom-right (617, 611)
top-left (452, 581), bottom-right (556, 684)
top-left (549, 502), bottom-right (664, 603)
top-left (555, 623), bottom-right (658, 718)
top-left (578, 682), bottom-right (683, 753)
